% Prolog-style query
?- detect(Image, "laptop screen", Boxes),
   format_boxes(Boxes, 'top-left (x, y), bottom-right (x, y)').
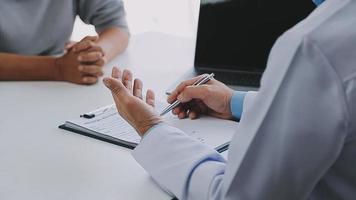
top-left (194, 0), bottom-right (315, 74)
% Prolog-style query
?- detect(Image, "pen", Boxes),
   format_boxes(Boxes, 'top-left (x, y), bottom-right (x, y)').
top-left (80, 113), bottom-right (95, 119)
top-left (160, 73), bottom-right (215, 116)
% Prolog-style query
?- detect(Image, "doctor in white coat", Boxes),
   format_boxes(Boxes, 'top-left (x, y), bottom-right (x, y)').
top-left (103, 0), bottom-right (356, 199)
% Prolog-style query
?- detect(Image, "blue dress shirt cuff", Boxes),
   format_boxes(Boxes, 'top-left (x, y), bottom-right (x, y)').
top-left (230, 91), bottom-right (247, 120)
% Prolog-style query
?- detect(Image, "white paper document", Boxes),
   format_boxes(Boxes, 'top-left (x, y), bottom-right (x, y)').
top-left (62, 101), bottom-right (239, 150)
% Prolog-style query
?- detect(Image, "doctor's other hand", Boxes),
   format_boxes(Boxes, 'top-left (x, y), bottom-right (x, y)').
top-left (103, 67), bottom-right (163, 137)
top-left (168, 75), bottom-right (234, 120)
top-left (54, 48), bottom-right (103, 85)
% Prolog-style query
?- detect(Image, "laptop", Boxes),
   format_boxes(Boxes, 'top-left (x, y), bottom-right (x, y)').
top-left (167, 0), bottom-right (315, 94)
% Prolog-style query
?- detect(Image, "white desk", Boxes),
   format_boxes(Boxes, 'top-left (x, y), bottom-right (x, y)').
top-left (0, 32), bottom-right (195, 200)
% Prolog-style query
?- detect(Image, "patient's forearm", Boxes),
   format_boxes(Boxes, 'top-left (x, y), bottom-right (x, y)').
top-left (97, 27), bottom-right (129, 61)
top-left (0, 53), bottom-right (58, 81)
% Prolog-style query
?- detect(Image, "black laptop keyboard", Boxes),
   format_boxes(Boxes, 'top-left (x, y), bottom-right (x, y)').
top-left (212, 72), bottom-right (261, 87)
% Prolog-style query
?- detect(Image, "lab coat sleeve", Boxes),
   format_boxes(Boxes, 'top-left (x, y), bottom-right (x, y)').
top-left (133, 37), bottom-right (350, 199)
top-left (132, 124), bottom-right (227, 199)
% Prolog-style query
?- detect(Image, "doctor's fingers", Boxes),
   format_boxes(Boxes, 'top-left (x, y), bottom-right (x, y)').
top-left (171, 103), bottom-right (187, 119)
top-left (173, 102), bottom-right (196, 119)
top-left (122, 69), bottom-right (134, 94)
top-left (104, 67), bottom-right (129, 98)
top-left (146, 89), bottom-right (155, 107)
top-left (176, 85), bottom-right (210, 103)
top-left (133, 79), bottom-right (143, 100)
top-left (167, 74), bottom-right (208, 103)
top-left (178, 107), bottom-right (200, 119)
top-left (173, 106), bottom-right (183, 115)
top-left (188, 110), bottom-right (199, 119)
top-left (187, 101), bottom-right (208, 119)
top-left (172, 100), bottom-right (205, 115)
top-left (103, 77), bottom-right (130, 102)
top-left (111, 66), bottom-right (122, 80)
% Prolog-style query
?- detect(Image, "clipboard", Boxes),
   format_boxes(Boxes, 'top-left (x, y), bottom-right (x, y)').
top-left (59, 103), bottom-right (236, 152)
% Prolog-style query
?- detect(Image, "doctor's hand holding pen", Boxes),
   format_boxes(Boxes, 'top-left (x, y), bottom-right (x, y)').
top-left (167, 74), bottom-right (235, 120)
top-left (103, 67), bottom-right (236, 138)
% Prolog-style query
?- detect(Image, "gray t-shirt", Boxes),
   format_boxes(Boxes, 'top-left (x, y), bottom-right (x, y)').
top-left (0, 0), bottom-right (128, 55)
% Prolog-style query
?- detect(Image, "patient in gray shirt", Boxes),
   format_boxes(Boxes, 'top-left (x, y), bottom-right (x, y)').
top-left (0, 0), bottom-right (129, 85)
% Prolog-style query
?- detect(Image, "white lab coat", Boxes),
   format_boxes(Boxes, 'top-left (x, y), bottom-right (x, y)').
top-left (132, 0), bottom-right (356, 199)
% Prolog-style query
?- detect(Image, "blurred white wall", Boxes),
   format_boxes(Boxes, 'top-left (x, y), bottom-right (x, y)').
top-left (71, 0), bottom-right (200, 41)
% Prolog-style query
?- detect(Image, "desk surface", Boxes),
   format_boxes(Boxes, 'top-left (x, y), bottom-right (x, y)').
top-left (0, 32), bottom-right (195, 200)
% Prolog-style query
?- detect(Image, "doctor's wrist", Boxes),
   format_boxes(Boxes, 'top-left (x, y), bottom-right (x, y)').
top-left (140, 122), bottom-right (167, 140)
top-left (137, 117), bottom-right (164, 137)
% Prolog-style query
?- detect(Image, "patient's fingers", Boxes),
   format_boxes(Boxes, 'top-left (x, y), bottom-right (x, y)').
top-left (82, 35), bottom-right (99, 42)
top-left (65, 41), bottom-right (77, 50)
top-left (78, 52), bottom-right (103, 63)
top-left (73, 36), bottom-right (98, 52)
top-left (79, 65), bottom-right (103, 76)
top-left (82, 76), bottom-right (98, 85)
top-left (93, 57), bottom-right (107, 67)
